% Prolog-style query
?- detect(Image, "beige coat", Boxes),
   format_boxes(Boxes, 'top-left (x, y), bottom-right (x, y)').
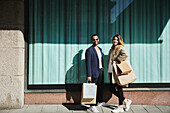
top-left (107, 45), bottom-right (128, 83)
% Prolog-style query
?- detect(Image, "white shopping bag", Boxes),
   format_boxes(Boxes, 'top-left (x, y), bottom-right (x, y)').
top-left (82, 83), bottom-right (96, 98)
top-left (81, 83), bottom-right (97, 104)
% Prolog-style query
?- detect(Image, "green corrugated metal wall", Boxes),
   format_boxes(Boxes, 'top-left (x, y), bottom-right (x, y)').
top-left (28, 0), bottom-right (170, 85)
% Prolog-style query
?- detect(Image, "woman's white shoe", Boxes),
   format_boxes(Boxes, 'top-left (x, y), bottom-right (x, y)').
top-left (111, 107), bottom-right (124, 113)
top-left (124, 99), bottom-right (132, 111)
top-left (89, 106), bottom-right (99, 113)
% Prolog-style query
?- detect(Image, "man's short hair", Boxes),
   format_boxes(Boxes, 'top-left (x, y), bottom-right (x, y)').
top-left (91, 34), bottom-right (99, 40)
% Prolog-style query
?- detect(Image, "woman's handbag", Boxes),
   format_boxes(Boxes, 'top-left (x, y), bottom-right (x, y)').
top-left (113, 61), bottom-right (136, 86)
top-left (81, 83), bottom-right (97, 104)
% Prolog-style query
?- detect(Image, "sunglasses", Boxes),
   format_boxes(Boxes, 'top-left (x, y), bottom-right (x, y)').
top-left (93, 39), bottom-right (99, 41)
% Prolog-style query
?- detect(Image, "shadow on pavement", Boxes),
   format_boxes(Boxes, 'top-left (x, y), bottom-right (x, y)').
top-left (62, 103), bottom-right (89, 111)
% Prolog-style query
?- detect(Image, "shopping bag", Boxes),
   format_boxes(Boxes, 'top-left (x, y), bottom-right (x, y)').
top-left (116, 60), bottom-right (132, 74)
top-left (81, 83), bottom-right (97, 104)
top-left (117, 71), bottom-right (136, 86)
top-left (113, 61), bottom-right (136, 86)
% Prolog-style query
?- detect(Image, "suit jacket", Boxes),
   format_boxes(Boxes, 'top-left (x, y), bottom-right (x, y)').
top-left (85, 45), bottom-right (104, 78)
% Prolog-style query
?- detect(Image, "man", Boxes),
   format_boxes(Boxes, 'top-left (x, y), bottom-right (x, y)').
top-left (85, 34), bottom-right (107, 113)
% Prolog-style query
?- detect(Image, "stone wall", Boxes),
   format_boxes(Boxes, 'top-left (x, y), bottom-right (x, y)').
top-left (0, 31), bottom-right (25, 109)
top-left (0, 0), bottom-right (24, 109)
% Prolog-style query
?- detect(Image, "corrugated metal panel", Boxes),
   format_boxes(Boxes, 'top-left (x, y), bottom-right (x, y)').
top-left (28, 0), bottom-right (170, 85)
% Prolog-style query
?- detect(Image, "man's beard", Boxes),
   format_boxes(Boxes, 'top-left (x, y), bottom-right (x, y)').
top-left (93, 42), bottom-right (98, 46)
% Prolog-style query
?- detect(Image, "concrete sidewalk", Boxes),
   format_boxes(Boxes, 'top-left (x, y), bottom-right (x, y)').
top-left (0, 104), bottom-right (170, 113)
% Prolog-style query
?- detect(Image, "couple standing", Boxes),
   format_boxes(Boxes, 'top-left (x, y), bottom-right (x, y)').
top-left (85, 34), bottom-right (132, 113)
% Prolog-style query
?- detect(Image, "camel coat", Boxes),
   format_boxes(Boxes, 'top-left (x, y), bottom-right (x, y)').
top-left (107, 45), bottom-right (128, 84)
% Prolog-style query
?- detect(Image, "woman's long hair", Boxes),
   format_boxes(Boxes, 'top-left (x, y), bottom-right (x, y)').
top-left (112, 34), bottom-right (125, 55)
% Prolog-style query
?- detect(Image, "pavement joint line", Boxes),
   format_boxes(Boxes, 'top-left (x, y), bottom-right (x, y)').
top-left (143, 105), bottom-right (149, 113)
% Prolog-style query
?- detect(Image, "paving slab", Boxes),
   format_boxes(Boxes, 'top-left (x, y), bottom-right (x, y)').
top-left (0, 110), bottom-right (9, 113)
top-left (8, 105), bottom-right (28, 113)
top-left (125, 108), bottom-right (134, 113)
top-left (101, 104), bottom-right (117, 113)
top-left (156, 105), bottom-right (170, 113)
top-left (42, 105), bottom-right (58, 113)
top-left (101, 106), bottom-right (112, 113)
top-left (131, 105), bottom-right (148, 113)
top-left (57, 105), bottom-right (72, 113)
top-left (25, 105), bottom-right (43, 113)
top-left (143, 105), bottom-right (162, 113)
top-left (96, 106), bottom-right (103, 113)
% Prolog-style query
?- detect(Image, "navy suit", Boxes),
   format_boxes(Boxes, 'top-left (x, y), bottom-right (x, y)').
top-left (85, 45), bottom-right (104, 103)
top-left (85, 45), bottom-right (104, 78)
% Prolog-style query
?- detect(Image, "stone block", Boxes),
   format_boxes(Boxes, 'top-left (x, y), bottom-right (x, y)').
top-left (0, 75), bottom-right (24, 109)
top-left (0, 30), bottom-right (24, 48)
top-left (0, 48), bottom-right (24, 76)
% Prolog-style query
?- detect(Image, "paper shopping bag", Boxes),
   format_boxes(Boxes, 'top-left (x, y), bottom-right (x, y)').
top-left (113, 61), bottom-right (136, 86)
top-left (116, 60), bottom-right (132, 74)
top-left (117, 71), bottom-right (136, 86)
top-left (81, 83), bottom-right (97, 104)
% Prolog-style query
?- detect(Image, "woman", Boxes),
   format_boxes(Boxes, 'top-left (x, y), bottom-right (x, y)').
top-left (107, 34), bottom-right (132, 113)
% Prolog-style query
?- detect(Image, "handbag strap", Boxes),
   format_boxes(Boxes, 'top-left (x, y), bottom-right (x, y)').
top-left (113, 61), bottom-right (118, 76)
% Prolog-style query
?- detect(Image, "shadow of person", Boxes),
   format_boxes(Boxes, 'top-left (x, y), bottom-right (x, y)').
top-left (65, 49), bottom-right (86, 105)
top-left (62, 103), bottom-right (89, 111)
top-left (65, 50), bottom-right (86, 84)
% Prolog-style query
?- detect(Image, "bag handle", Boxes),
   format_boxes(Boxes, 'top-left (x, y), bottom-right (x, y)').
top-left (87, 80), bottom-right (92, 83)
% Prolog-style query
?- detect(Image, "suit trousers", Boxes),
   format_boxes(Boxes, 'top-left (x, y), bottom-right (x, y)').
top-left (92, 68), bottom-right (104, 104)
top-left (109, 73), bottom-right (125, 105)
